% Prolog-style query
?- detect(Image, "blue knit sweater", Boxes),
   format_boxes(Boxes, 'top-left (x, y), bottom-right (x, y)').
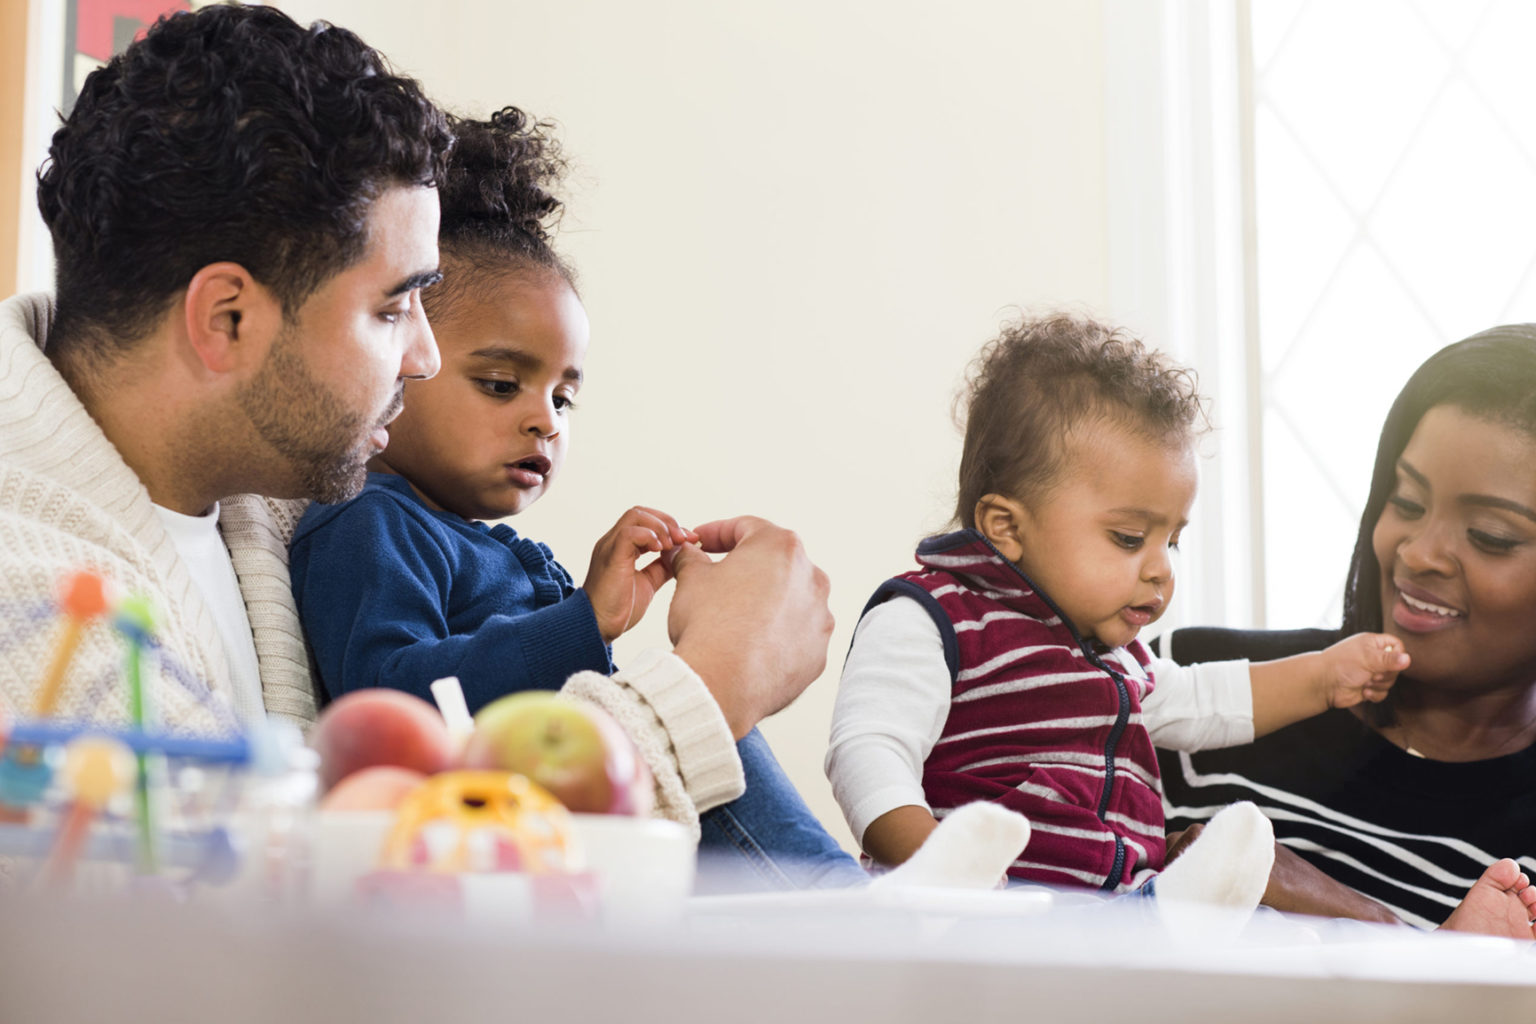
top-left (289, 472), bottom-right (612, 713)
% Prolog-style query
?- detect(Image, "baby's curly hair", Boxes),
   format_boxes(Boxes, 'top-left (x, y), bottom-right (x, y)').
top-left (424, 106), bottom-right (573, 324)
top-left (38, 4), bottom-right (451, 356)
top-left (953, 313), bottom-right (1207, 527)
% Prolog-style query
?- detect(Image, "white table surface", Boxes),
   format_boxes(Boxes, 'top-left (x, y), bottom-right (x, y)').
top-left (3, 886), bottom-right (1535, 1023)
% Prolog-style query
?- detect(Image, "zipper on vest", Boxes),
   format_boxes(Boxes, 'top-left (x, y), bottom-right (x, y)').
top-left (950, 531), bottom-right (1138, 892)
top-left (1088, 651), bottom-right (1133, 891)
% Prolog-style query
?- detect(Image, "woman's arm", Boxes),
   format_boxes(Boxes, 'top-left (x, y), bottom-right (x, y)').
top-left (1166, 825), bottom-right (1403, 924)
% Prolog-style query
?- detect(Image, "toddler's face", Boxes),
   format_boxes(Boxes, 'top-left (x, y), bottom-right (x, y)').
top-left (374, 269), bottom-right (589, 519)
top-left (1009, 420), bottom-right (1197, 650)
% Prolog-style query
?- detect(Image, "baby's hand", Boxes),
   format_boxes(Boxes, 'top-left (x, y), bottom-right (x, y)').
top-left (1322, 632), bottom-right (1409, 709)
top-left (584, 506), bottom-right (698, 642)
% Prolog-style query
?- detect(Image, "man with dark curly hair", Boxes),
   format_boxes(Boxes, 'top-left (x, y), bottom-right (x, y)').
top-left (0, 4), bottom-right (448, 732)
top-left (0, 6), bottom-right (834, 839)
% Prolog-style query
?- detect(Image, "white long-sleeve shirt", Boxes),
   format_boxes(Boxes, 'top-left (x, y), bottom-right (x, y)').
top-left (825, 596), bottom-right (1254, 845)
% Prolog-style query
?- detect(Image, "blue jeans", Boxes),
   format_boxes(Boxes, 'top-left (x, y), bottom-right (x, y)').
top-left (695, 728), bottom-right (869, 893)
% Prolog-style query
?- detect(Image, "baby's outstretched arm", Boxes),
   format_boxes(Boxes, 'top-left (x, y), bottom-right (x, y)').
top-left (1248, 633), bottom-right (1409, 737)
top-left (583, 506), bottom-right (697, 642)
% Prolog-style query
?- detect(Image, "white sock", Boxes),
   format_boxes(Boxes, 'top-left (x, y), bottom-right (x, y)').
top-left (1155, 801), bottom-right (1273, 933)
top-left (871, 802), bottom-right (1031, 891)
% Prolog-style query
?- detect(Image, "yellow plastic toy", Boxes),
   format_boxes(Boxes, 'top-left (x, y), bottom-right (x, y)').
top-left (379, 771), bottom-right (575, 874)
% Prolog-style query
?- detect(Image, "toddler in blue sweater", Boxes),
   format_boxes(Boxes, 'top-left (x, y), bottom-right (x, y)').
top-left (293, 107), bottom-right (890, 893)
top-left (290, 109), bottom-right (694, 713)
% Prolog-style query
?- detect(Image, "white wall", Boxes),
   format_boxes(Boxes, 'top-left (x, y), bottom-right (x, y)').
top-left (275, 0), bottom-right (1113, 854)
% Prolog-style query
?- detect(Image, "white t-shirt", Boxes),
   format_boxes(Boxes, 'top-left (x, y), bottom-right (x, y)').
top-left (152, 503), bottom-right (265, 725)
top-left (825, 595), bottom-right (1255, 845)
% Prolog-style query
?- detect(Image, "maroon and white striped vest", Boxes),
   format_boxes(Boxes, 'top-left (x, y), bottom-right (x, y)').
top-left (863, 530), bottom-right (1167, 892)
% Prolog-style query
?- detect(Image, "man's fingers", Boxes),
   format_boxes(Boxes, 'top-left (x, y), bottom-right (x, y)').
top-left (689, 516), bottom-right (770, 554)
top-left (665, 542), bottom-right (713, 576)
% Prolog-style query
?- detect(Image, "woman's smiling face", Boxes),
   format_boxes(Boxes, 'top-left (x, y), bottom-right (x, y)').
top-left (1373, 404), bottom-right (1536, 695)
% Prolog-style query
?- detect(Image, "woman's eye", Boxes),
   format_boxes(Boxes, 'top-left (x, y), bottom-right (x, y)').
top-left (1470, 530), bottom-right (1520, 554)
top-left (1387, 495), bottom-right (1424, 519)
top-left (477, 379), bottom-right (518, 397)
top-left (1111, 532), bottom-right (1143, 551)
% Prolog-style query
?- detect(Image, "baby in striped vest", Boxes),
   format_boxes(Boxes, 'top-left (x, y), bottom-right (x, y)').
top-left (827, 313), bottom-right (1408, 916)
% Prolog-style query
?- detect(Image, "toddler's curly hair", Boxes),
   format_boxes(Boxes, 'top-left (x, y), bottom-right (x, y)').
top-left (424, 106), bottom-right (573, 324)
top-left (953, 313), bottom-right (1207, 526)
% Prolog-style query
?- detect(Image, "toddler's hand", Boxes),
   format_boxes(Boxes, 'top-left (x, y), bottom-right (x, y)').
top-left (584, 506), bottom-right (698, 642)
top-left (1322, 632), bottom-right (1409, 709)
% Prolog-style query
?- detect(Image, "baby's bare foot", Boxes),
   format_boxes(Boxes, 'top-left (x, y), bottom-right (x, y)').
top-left (1440, 859), bottom-right (1536, 940)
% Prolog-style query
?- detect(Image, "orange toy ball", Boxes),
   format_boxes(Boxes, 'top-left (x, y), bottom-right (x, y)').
top-left (58, 570), bottom-right (110, 620)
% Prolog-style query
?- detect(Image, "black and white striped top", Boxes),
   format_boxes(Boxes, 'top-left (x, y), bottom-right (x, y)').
top-left (1156, 628), bottom-right (1536, 929)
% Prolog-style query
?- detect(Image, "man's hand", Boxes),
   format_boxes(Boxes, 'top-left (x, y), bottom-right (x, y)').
top-left (664, 516), bottom-right (834, 739)
top-left (583, 506), bottom-right (696, 642)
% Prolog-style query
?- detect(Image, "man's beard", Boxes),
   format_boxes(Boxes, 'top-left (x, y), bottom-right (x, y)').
top-left (236, 325), bottom-right (401, 504)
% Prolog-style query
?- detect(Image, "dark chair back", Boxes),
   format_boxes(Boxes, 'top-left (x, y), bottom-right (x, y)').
top-left (1157, 626), bottom-right (1342, 666)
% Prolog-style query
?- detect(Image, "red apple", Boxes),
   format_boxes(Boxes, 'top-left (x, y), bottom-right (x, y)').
top-left (318, 766), bottom-right (429, 811)
top-left (310, 689), bottom-right (455, 792)
top-left (461, 692), bottom-right (654, 816)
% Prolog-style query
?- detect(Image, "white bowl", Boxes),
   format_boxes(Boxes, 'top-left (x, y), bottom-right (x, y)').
top-left (569, 812), bottom-right (693, 927)
top-left (306, 808), bottom-right (693, 927)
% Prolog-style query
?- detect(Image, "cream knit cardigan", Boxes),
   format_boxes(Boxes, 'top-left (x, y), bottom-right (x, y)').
top-left (0, 294), bottom-right (741, 834)
top-left (0, 293), bottom-right (314, 730)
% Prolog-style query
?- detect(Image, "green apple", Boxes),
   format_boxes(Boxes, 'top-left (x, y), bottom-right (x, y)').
top-left (462, 692), bottom-right (654, 816)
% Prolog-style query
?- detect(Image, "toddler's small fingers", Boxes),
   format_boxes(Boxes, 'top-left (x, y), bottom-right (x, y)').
top-left (638, 556), bottom-right (671, 593)
top-left (620, 526), bottom-right (662, 554)
top-left (626, 507), bottom-right (688, 549)
top-left (1378, 637), bottom-right (1410, 669)
top-left (641, 506), bottom-right (693, 545)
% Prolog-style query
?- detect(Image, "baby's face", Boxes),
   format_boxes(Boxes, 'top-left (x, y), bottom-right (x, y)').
top-left (375, 269), bottom-right (589, 520)
top-left (1010, 421), bottom-right (1197, 650)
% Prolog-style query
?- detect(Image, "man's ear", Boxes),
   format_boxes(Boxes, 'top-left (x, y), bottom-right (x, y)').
top-left (182, 263), bottom-right (281, 375)
top-left (974, 493), bottom-right (1030, 563)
